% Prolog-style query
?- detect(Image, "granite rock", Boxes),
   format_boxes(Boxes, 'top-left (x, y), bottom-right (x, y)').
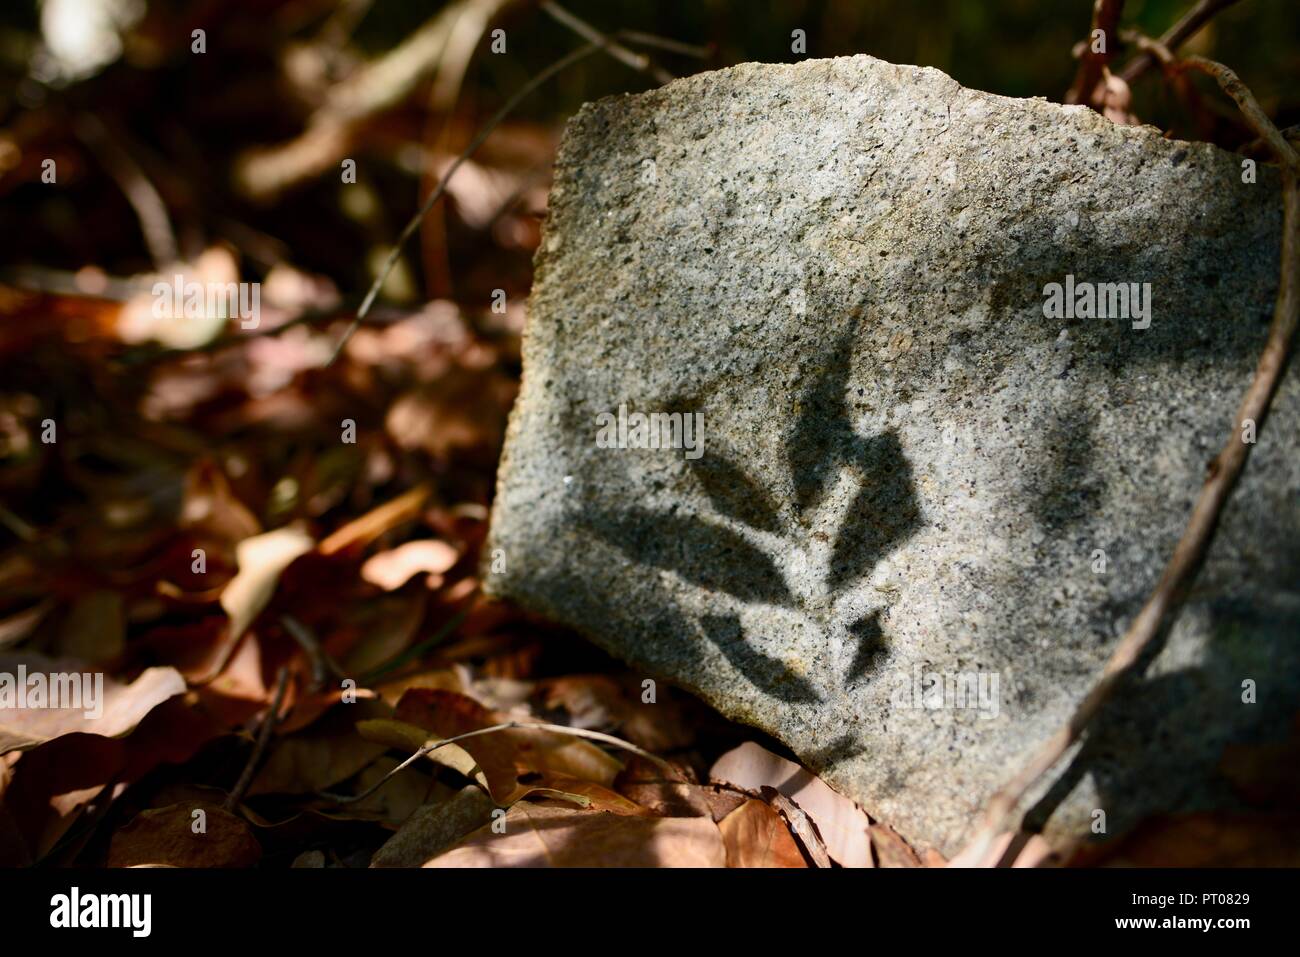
top-left (484, 55), bottom-right (1299, 854)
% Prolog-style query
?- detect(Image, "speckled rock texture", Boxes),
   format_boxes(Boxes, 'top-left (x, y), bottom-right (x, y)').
top-left (485, 55), bottom-right (1299, 854)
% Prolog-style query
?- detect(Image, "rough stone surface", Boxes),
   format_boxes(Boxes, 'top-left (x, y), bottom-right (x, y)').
top-left (484, 55), bottom-right (1300, 854)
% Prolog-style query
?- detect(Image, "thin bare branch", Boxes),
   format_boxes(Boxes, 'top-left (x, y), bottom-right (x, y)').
top-left (224, 666), bottom-right (291, 812)
top-left (615, 30), bottom-right (712, 60)
top-left (323, 719), bottom-right (675, 805)
top-left (1119, 0), bottom-right (1244, 85)
top-left (541, 1), bottom-right (675, 85)
top-left (1065, 0), bottom-right (1126, 108)
top-left (235, 0), bottom-right (516, 200)
top-left (281, 615), bottom-right (343, 691)
top-left (325, 40), bottom-right (604, 365)
top-left (73, 115), bottom-right (179, 268)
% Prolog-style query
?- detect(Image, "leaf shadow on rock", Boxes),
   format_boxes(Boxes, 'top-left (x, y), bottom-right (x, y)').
top-left (697, 613), bottom-right (821, 704)
top-left (576, 507), bottom-right (822, 705)
top-left (846, 611), bottom-right (888, 683)
top-left (1029, 402), bottom-right (1106, 534)
top-left (577, 329), bottom-right (924, 703)
top-left (580, 506), bottom-right (794, 608)
top-left (828, 432), bottom-right (922, 594)
top-left (786, 330), bottom-right (861, 518)
top-left (686, 439), bottom-right (784, 535)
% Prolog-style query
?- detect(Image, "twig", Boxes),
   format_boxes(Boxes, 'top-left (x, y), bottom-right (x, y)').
top-left (1239, 124), bottom-right (1300, 157)
top-left (235, 0), bottom-right (516, 200)
top-left (0, 502), bottom-right (39, 543)
top-left (224, 666), bottom-right (291, 812)
top-left (615, 29), bottom-right (712, 60)
top-left (280, 615), bottom-right (343, 691)
top-left (1118, 0), bottom-right (1244, 85)
top-left (541, 1), bottom-right (675, 85)
top-left (1119, 29), bottom-right (1202, 130)
top-left (1120, 29), bottom-right (1176, 68)
top-left (760, 786), bottom-right (833, 868)
top-left (325, 40), bottom-right (605, 365)
top-left (959, 55), bottom-right (1299, 867)
top-left (322, 719), bottom-right (675, 804)
top-left (73, 115), bottom-right (179, 268)
top-left (1178, 57), bottom-right (1300, 166)
top-left (1065, 0), bottom-right (1126, 109)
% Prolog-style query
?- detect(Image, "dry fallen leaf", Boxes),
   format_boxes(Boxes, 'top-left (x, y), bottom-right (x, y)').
top-left (347, 755), bottom-right (436, 825)
top-left (538, 674), bottom-right (695, 751)
top-left (709, 742), bottom-right (872, 868)
top-left (394, 688), bottom-right (623, 804)
top-left (0, 653), bottom-right (186, 753)
top-left (518, 775), bottom-right (652, 816)
top-left (870, 822), bottom-right (922, 868)
top-left (108, 803), bottom-right (261, 867)
top-left (424, 803), bottom-right (726, 867)
top-left (361, 539), bottom-right (459, 591)
top-left (248, 701), bottom-right (389, 797)
top-left (318, 485), bottom-right (430, 556)
top-left (719, 798), bottom-right (807, 868)
top-left (614, 756), bottom-right (714, 818)
top-left (355, 716), bottom-right (489, 790)
top-left (180, 459), bottom-right (261, 545)
top-left (371, 785), bottom-right (496, 867)
top-left (220, 526), bottom-right (314, 641)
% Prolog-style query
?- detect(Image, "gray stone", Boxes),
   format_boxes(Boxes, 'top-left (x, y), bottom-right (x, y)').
top-left (484, 55), bottom-right (1300, 854)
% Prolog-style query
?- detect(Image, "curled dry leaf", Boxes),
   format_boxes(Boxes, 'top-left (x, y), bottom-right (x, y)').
top-left (869, 822), bottom-right (922, 868)
top-left (356, 716), bottom-right (488, 790)
top-left (538, 674), bottom-right (695, 751)
top-left (709, 742), bottom-right (872, 868)
top-left (394, 688), bottom-right (623, 804)
top-left (719, 798), bottom-right (807, 868)
top-left (614, 756), bottom-right (714, 818)
top-left (371, 785), bottom-right (496, 867)
top-left (0, 652), bottom-right (186, 753)
top-left (248, 700), bottom-right (390, 797)
top-left (219, 526), bottom-right (314, 641)
top-left (108, 803), bottom-right (261, 868)
top-left (361, 539), bottom-right (459, 591)
top-left (424, 803), bottom-right (726, 868)
top-left (318, 485), bottom-right (430, 557)
top-left (518, 775), bottom-right (652, 816)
